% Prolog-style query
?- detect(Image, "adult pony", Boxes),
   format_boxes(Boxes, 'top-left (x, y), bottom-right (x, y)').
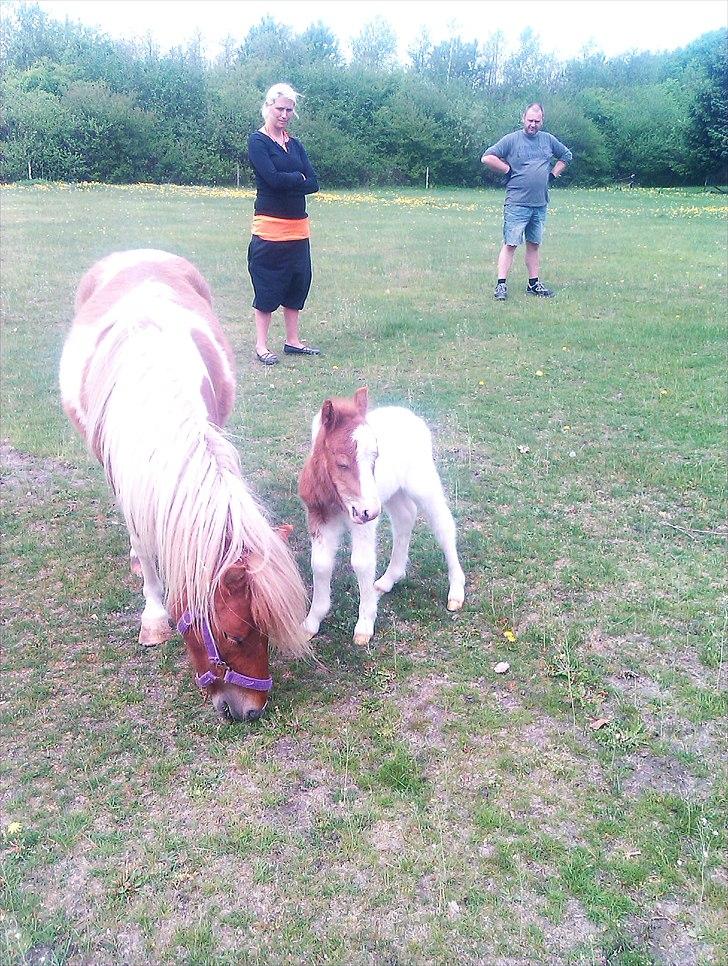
top-left (59, 249), bottom-right (309, 721)
top-left (299, 387), bottom-right (465, 645)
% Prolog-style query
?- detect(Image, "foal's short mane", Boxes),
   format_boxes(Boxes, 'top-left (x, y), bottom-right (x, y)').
top-left (299, 395), bottom-right (366, 530)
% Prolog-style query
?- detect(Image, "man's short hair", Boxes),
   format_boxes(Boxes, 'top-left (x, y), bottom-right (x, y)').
top-left (523, 103), bottom-right (545, 118)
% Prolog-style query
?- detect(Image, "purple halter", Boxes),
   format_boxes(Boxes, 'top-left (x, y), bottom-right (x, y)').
top-left (177, 610), bottom-right (273, 692)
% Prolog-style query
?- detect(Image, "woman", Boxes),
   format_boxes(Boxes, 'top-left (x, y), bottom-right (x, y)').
top-left (247, 83), bottom-right (320, 365)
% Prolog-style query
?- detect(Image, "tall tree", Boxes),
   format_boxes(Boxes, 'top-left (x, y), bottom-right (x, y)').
top-left (297, 22), bottom-right (341, 66)
top-left (408, 28), bottom-right (432, 74)
top-left (236, 16), bottom-right (293, 65)
top-left (502, 28), bottom-right (559, 92)
top-left (683, 30), bottom-right (728, 182)
top-left (350, 17), bottom-right (398, 71)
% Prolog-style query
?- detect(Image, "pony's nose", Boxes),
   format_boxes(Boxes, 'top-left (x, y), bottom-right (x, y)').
top-left (245, 707), bottom-right (266, 722)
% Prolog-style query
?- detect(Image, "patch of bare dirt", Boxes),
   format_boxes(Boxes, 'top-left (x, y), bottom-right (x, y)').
top-left (620, 748), bottom-right (710, 799)
top-left (1, 439), bottom-right (89, 491)
top-left (624, 899), bottom-right (714, 966)
top-left (368, 818), bottom-right (407, 853)
top-left (586, 626), bottom-right (716, 691)
top-left (540, 899), bottom-right (603, 962)
top-left (397, 675), bottom-right (451, 752)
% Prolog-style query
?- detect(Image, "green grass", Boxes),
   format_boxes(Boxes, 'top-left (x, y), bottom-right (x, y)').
top-left (1, 182), bottom-right (726, 965)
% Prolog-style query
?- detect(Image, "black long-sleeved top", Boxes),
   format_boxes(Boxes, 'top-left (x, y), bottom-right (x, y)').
top-left (248, 131), bottom-right (319, 219)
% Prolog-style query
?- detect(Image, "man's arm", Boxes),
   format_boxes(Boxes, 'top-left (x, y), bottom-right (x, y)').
top-left (549, 136), bottom-right (573, 177)
top-left (481, 153), bottom-right (510, 175)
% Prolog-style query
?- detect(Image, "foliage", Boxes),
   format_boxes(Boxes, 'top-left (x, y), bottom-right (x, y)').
top-left (0, 2), bottom-right (726, 188)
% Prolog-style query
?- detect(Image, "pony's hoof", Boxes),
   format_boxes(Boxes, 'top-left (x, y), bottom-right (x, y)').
top-left (303, 617), bottom-right (320, 638)
top-left (139, 620), bottom-right (172, 646)
top-left (447, 597), bottom-right (464, 612)
top-left (373, 578), bottom-right (393, 595)
top-left (353, 632), bottom-right (372, 647)
top-left (130, 552), bottom-right (142, 576)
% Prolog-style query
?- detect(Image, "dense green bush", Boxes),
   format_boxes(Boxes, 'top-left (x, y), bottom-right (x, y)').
top-left (1, 2), bottom-right (725, 187)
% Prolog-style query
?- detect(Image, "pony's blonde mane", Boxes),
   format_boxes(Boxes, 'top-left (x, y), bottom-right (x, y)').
top-left (83, 314), bottom-right (309, 658)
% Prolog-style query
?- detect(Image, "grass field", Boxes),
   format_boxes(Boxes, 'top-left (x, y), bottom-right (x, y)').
top-left (1, 182), bottom-right (726, 966)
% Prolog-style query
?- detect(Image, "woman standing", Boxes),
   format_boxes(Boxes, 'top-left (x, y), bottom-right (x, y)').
top-left (247, 84), bottom-right (321, 365)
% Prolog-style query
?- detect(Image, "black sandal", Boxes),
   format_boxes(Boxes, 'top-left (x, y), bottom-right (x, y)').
top-left (283, 344), bottom-right (321, 356)
top-left (256, 350), bottom-right (279, 365)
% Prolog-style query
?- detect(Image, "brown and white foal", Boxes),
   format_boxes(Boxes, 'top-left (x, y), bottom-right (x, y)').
top-left (299, 387), bottom-right (465, 645)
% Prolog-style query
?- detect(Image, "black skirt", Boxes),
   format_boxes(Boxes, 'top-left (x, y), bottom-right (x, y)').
top-left (247, 235), bottom-right (312, 312)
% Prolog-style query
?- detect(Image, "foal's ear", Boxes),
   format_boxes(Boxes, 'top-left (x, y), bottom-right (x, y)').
top-left (276, 523), bottom-right (293, 542)
top-left (354, 386), bottom-right (369, 414)
top-left (321, 399), bottom-right (336, 429)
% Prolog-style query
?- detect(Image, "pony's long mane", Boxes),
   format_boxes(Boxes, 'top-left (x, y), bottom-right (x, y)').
top-left (80, 279), bottom-right (309, 658)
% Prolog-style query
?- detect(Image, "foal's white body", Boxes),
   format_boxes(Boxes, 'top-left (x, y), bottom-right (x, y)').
top-left (304, 405), bottom-right (465, 645)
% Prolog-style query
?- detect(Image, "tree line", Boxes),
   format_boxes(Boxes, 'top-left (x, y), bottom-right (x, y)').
top-left (1, 3), bottom-right (726, 188)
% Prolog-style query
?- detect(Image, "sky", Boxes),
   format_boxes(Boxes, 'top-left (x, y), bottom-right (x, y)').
top-left (30, 0), bottom-right (727, 63)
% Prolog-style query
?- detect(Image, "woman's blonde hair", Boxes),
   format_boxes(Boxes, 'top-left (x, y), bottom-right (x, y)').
top-left (261, 83), bottom-right (302, 121)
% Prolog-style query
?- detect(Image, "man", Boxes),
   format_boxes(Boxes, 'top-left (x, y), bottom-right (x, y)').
top-left (482, 104), bottom-right (572, 300)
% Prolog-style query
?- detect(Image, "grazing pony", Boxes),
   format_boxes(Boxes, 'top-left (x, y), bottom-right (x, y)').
top-left (299, 387), bottom-right (465, 645)
top-left (59, 249), bottom-right (309, 721)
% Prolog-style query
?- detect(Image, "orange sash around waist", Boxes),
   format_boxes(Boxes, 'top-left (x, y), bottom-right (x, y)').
top-left (251, 215), bottom-right (310, 241)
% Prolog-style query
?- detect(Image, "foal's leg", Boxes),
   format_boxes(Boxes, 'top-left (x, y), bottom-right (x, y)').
top-left (413, 474), bottom-right (465, 611)
top-left (304, 518), bottom-right (344, 638)
top-left (350, 518), bottom-right (380, 646)
top-left (136, 553), bottom-right (173, 646)
top-left (374, 491), bottom-right (417, 595)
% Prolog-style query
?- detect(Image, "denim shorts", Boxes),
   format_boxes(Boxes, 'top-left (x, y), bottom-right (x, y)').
top-left (503, 204), bottom-right (548, 246)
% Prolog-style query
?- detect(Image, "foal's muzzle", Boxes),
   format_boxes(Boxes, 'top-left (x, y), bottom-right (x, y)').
top-left (351, 503), bottom-right (380, 524)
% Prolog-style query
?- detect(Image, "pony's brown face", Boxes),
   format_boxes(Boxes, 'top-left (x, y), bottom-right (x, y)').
top-left (182, 565), bottom-right (271, 723)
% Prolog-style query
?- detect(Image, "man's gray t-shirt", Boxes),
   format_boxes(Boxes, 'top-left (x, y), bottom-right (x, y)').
top-left (484, 130), bottom-right (573, 207)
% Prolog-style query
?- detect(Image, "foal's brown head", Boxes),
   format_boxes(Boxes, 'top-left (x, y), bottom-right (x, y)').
top-left (300, 387), bottom-right (381, 529)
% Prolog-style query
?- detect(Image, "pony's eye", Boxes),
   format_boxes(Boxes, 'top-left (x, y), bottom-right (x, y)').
top-left (335, 459), bottom-right (350, 470)
top-left (224, 632), bottom-right (247, 645)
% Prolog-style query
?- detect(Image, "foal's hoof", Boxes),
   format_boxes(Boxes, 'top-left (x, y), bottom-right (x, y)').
top-left (139, 619), bottom-right (173, 646)
top-left (447, 597), bottom-right (464, 612)
top-left (353, 632), bottom-right (372, 647)
top-left (130, 553), bottom-right (142, 576)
